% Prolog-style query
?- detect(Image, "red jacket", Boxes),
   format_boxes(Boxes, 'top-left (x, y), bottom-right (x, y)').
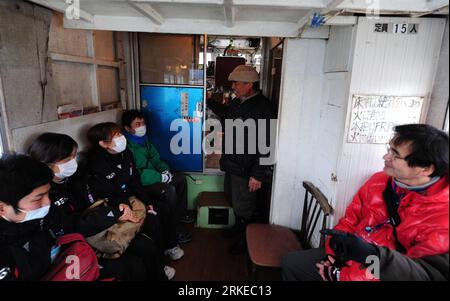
top-left (326, 172), bottom-right (449, 281)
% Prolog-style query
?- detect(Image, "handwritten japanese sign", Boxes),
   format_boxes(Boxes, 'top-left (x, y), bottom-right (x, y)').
top-left (348, 95), bottom-right (424, 144)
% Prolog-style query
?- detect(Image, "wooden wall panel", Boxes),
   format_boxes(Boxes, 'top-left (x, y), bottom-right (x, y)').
top-left (427, 19), bottom-right (449, 129)
top-left (271, 38), bottom-right (326, 234)
top-left (52, 61), bottom-right (93, 108)
top-left (0, 0), bottom-right (53, 129)
top-left (94, 30), bottom-right (115, 61)
top-left (48, 13), bottom-right (88, 57)
top-left (324, 26), bottom-right (356, 73)
top-left (97, 66), bottom-right (120, 105)
top-left (12, 109), bottom-right (122, 153)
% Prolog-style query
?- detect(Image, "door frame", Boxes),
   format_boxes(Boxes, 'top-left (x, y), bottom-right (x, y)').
top-left (0, 75), bottom-right (10, 154)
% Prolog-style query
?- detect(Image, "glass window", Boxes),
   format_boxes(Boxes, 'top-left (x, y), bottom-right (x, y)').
top-left (138, 33), bottom-right (204, 86)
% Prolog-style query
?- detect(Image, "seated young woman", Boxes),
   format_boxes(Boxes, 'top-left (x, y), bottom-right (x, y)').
top-left (28, 132), bottom-right (162, 280)
top-left (86, 123), bottom-right (184, 278)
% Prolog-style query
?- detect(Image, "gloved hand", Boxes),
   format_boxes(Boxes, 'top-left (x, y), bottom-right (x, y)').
top-left (161, 170), bottom-right (173, 183)
top-left (321, 229), bottom-right (379, 264)
top-left (323, 265), bottom-right (340, 281)
top-left (316, 255), bottom-right (340, 281)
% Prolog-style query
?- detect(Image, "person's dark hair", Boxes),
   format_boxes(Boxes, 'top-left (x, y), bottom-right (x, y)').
top-left (28, 133), bottom-right (78, 164)
top-left (122, 110), bottom-right (144, 129)
top-left (392, 124), bottom-right (449, 177)
top-left (0, 154), bottom-right (53, 209)
top-left (87, 122), bottom-right (122, 148)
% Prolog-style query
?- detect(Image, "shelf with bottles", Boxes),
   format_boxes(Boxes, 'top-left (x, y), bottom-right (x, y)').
top-left (161, 65), bottom-right (204, 86)
top-left (138, 34), bottom-right (205, 87)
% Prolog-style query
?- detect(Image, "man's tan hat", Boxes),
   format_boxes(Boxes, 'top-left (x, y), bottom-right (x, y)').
top-left (228, 65), bottom-right (259, 83)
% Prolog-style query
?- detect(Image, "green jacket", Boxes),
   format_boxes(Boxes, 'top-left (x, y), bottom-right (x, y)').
top-left (126, 139), bottom-right (170, 186)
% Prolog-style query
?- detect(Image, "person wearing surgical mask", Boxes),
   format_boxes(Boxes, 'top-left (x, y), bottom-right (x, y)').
top-left (28, 133), bottom-right (116, 233)
top-left (0, 154), bottom-right (55, 280)
top-left (28, 132), bottom-right (152, 281)
top-left (122, 110), bottom-right (193, 246)
top-left (87, 122), bottom-right (177, 280)
top-left (28, 133), bottom-right (82, 230)
top-left (53, 157), bottom-right (78, 181)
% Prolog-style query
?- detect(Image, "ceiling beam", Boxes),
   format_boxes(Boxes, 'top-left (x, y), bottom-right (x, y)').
top-left (411, 5), bottom-right (449, 17)
top-left (321, 0), bottom-right (346, 14)
top-left (337, 0), bottom-right (448, 12)
top-left (324, 15), bottom-right (357, 26)
top-left (131, 0), bottom-right (222, 4)
top-left (64, 15), bottom-right (328, 38)
top-left (29, 0), bottom-right (94, 23)
top-left (223, 0), bottom-right (235, 28)
top-left (424, 0), bottom-right (449, 12)
top-left (129, 1), bottom-right (165, 25)
top-left (231, 0), bottom-right (324, 9)
top-left (295, 0), bottom-right (346, 36)
top-left (296, 11), bottom-right (316, 32)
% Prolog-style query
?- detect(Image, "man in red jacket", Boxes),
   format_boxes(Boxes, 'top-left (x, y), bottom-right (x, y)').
top-left (282, 124), bottom-right (449, 281)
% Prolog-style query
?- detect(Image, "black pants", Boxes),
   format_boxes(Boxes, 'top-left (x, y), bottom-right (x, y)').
top-left (126, 233), bottom-right (167, 281)
top-left (98, 231), bottom-right (166, 281)
top-left (224, 173), bottom-right (257, 221)
top-left (144, 174), bottom-right (188, 234)
top-left (130, 212), bottom-right (169, 280)
top-left (148, 201), bottom-right (178, 249)
top-left (281, 248), bottom-right (325, 281)
top-left (98, 254), bottom-right (148, 281)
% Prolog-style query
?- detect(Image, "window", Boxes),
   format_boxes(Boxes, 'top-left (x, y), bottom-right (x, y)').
top-left (48, 13), bottom-right (123, 119)
top-left (138, 33), bottom-right (204, 86)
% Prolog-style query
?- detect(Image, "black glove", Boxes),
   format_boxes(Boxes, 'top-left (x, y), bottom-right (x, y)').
top-left (320, 254), bottom-right (347, 269)
top-left (321, 229), bottom-right (379, 264)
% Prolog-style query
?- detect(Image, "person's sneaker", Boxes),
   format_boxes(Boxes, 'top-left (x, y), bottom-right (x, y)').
top-left (180, 213), bottom-right (195, 224)
top-left (177, 231), bottom-right (192, 244)
top-left (164, 265), bottom-right (176, 280)
top-left (164, 245), bottom-right (184, 260)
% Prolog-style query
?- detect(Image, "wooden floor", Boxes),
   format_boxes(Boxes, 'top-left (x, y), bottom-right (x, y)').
top-left (170, 223), bottom-right (251, 281)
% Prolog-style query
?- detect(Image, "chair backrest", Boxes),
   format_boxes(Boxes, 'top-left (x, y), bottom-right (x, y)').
top-left (298, 181), bottom-right (333, 249)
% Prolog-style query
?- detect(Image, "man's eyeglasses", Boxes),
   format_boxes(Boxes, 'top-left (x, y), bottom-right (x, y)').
top-left (385, 144), bottom-right (408, 161)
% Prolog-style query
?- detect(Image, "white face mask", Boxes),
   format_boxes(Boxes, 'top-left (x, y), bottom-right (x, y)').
top-left (134, 125), bottom-right (147, 137)
top-left (54, 158), bottom-right (78, 179)
top-left (112, 135), bottom-right (127, 153)
top-left (18, 205), bottom-right (51, 223)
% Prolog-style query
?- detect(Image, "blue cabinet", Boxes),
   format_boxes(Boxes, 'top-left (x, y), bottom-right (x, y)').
top-left (140, 85), bottom-right (204, 172)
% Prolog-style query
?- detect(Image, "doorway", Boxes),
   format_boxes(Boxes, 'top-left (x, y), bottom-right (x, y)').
top-left (267, 40), bottom-right (284, 115)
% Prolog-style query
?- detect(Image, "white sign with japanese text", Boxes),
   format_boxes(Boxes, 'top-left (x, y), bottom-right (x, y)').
top-left (348, 95), bottom-right (424, 144)
top-left (374, 23), bottom-right (419, 34)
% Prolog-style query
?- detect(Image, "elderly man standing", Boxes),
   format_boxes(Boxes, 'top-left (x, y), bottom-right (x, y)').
top-left (207, 65), bottom-right (275, 255)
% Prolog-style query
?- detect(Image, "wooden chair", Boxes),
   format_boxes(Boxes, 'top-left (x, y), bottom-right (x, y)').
top-left (246, 181), bottom-right (333, 280)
